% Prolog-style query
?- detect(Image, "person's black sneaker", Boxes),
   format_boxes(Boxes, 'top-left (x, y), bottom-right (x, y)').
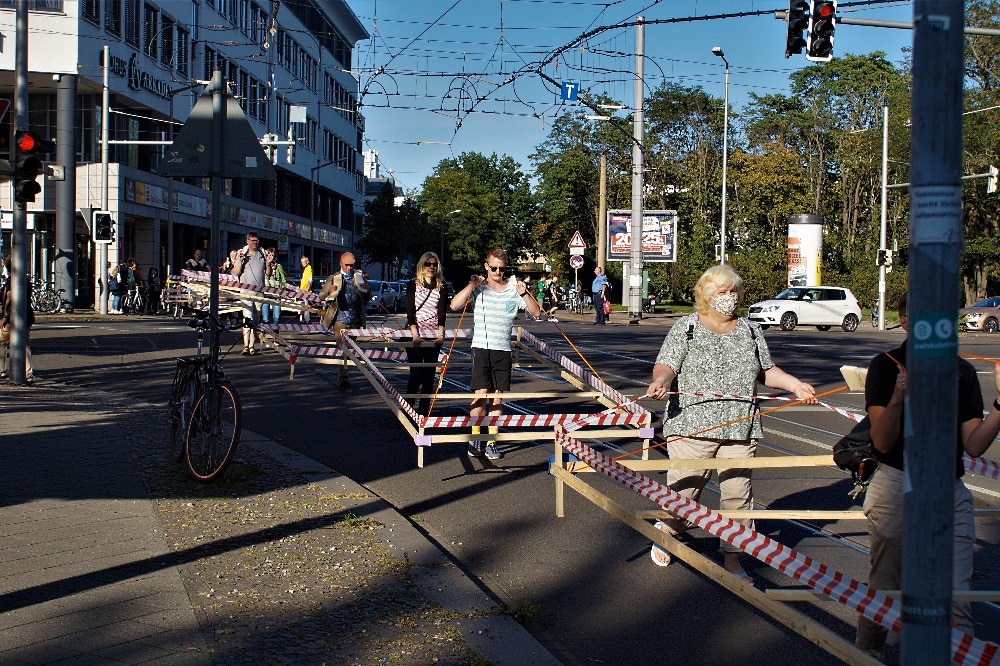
top-left (484, 442), bottom-right (503, 460)
top-left (467, 440), bottom-right (485, 457)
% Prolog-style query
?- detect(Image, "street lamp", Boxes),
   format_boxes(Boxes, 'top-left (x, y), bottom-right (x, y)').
top-left (440, 209), bottom-right (461, 260)
top-left (712, 46), bottom-right (730, 265)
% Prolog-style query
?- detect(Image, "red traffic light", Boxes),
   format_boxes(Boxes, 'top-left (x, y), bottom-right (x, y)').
top-left (16, 131), bottom-right (40, 153)
top-left (815, 1), bottom-right (834, 18)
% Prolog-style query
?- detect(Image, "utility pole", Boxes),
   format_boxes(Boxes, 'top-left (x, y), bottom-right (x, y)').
top-left (598, 153), bottom-right (607, 271)
top-left (902, 2), bottom-right (964, 662)
top-left (8, 3), bottom-right (30, 385)
top-left (878, 99), bottom-right (888, 331)
top-left (628, 17), bottom-right (644, 324)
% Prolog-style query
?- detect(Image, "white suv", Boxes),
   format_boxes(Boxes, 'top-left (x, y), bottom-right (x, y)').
top-left (748, 286), bottom-right (862, 332)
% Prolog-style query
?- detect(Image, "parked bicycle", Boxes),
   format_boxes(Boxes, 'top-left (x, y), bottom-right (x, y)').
top-left (870, 301), bottom-right (879, 328)
top-left (31, 278), bottom-right (63, 314)
top-left (168, 308), bottom-right (246, 482)
top-left (121, 286), bottom-right (147, 315)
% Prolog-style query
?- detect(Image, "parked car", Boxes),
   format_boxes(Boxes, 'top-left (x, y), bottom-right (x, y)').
top-left (748, 286), bottom-right (862, 332)
top-left (964, 296), bottom-right (1000, 333)
top-left (365, 280), bottom-right (400, 314)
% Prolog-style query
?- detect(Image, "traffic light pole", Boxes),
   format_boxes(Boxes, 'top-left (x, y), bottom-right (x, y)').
top-left (7, 3), bottom-right (30, 385)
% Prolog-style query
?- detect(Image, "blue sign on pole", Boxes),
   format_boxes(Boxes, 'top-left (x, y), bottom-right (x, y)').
top-left (560, 81), bottom-right (579, 101)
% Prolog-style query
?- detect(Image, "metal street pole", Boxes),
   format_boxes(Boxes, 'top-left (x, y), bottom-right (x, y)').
top-left (628, 17), bottom-right (644, 324)
top-left (8, 2), bottom-right (29, 384)
top-left (598, 153), bottom-right (607, 271)
top-left (713, 47), bottom-right (730, 265)
top-left (96, 45), bottom-right (110, 315)
top-left (166, 82), bottom-right (204, 277)
top-left (902, 1), bottom-right (965, 662)
top-left (878, 100), bottom-right (888, 331)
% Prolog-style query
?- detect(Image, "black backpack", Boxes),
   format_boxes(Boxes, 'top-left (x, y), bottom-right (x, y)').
top-left (833, 416), bottom-right (879, 497)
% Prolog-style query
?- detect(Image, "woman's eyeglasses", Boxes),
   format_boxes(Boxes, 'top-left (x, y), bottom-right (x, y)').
top-left (424, 262), bottom-right (438, 268)
top-left (487, 265), bottom-right (505, 272)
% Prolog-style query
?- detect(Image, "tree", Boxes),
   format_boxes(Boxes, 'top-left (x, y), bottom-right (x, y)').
top-left (419, 152), bottom-right (535, 282)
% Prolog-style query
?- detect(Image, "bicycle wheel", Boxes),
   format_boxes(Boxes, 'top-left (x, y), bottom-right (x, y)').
top-left (40, 289), bottom-right (61, 314)
top-left (169, 362), bottom-right (200, 462)
top-left (184, 381), bottom-right (241, 482)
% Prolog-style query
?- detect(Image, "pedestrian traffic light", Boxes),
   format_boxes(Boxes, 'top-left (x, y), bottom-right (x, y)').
top-left (286, 125), bottom-right (296, 164)
top-left (93, 210), bottom-right (115, 244)
top-left (13, 130), bottom-right (54, 204)
top-left (806, 0), bottom-right (836, 62)
top-left (785, 0), bottom-right (809, 58)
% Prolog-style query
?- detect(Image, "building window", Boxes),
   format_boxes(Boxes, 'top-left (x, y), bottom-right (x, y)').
top-left (161, 15), bottom-right (175, 68)
top-left (83, 0), bottom-right (100, 25)
top-left (176, 26), bottom-right (190, 76)
top-left (143, 3), bottom-right (159, 59)
top-left (125, 0), bottom-right (140, 47)
top-left (105, 0), bottom-right (121, 36)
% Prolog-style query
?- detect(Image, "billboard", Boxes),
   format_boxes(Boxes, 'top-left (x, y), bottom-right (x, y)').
top-left (607, 209), bottom-right (678, 262)
top-left (787, 214), bottom-right (823, 287)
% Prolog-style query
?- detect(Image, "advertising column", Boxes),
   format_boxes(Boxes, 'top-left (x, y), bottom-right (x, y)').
top-left (787, 214), bottom-right (823, 287)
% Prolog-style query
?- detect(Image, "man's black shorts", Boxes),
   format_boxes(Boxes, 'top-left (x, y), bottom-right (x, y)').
top-left (470, 348), bottom-right (512, 392)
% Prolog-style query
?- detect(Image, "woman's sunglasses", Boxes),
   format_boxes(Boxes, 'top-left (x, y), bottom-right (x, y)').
top-left (424, 262), bottom-right (438, 268)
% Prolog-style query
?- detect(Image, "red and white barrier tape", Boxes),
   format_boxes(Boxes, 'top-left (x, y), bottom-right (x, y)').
top-left (421, 412), bottom-right (645, 429)
top-left (552, 429), bottom-right (998, 666)
top-left (179, 269), bottom-right (322, 305)
top-left (339, 331), bottom-right (422, 422)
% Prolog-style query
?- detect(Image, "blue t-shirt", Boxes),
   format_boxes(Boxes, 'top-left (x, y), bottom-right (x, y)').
top-left (592, 274), bottom-right (608, 295)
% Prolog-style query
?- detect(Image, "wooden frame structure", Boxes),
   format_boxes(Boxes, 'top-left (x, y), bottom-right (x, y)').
top-left (337, 326), bottom-right (654, 468)
top-left (549, 428), bottom-right (1000, 666)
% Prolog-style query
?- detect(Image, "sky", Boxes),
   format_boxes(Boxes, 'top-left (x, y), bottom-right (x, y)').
top-left (344, 0), bottom-right (915, 193)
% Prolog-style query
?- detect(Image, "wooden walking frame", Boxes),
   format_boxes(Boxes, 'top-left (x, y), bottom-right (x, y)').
top-left (549, 394), bottom-right (1000, 666)
top-left (338, 325), bottom-right (654, 468)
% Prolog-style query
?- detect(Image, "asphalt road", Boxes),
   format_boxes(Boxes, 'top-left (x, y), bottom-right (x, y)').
top-left (24, 311), bottom-right (1000, 665)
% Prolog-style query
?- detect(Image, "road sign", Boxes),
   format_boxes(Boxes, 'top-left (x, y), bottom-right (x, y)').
top-left (570, 255), bottom-right (584, 269)
top-left (568, 230), bottom-right (586, 248)
top-left (560, 82), bottom-right (579, 101)
top-left (159, 81), bottom-right (276, 180)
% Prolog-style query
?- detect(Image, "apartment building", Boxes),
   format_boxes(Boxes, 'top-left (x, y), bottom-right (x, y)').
top-left (0, 0), bottom-right (368, 308)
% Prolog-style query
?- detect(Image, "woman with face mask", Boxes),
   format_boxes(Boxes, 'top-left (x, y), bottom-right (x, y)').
top-left (645, 265), bottom-right (817, 582)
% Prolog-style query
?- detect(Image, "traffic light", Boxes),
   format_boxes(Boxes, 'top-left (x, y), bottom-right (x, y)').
top-left (286, 125), bottom-right (296, 164)
top-left (785, 0), bottom-right (809, 58)
top-left (93, 210), bottom-right (115, 244)
top-left (261, 133), bottom-right (277, 164)
top-left (988, 165), bottom-right (998, 194)
top-left (13, 130), bottom-right (54, 204)
top-left (876, 249), bottom-right (887, 266)
top-left (806, 0), bottom-right (836, 62)
top-left (884, 249), bottom-right (894, 273)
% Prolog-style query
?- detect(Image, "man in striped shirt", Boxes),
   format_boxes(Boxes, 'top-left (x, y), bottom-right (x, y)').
top-left (450, 248), bottom-right (540, 460)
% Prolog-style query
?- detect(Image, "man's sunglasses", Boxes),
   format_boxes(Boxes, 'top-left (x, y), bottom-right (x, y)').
top-left (343, 263), bottom-right (355, 268)
top-left (486, 265), bottom-right (507, 273)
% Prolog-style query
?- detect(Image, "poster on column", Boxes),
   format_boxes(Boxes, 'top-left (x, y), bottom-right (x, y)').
top-left (787, 214), bottom-right (823, 287)
top-left (606, 209), bottom-right (679, 262)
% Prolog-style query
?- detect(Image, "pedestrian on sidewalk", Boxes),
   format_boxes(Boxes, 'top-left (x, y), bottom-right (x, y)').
top-left (854, 291), bottom-right (1000, 658)
top-left (592, 266), bottom-right (608, 325)
top-left (404, 252), bottom-right (448, 415)
top-left (231, 231), bottom-right (267, 356)
top-left (262, 247), bottom-right (285, 325)
top-left (319, 252), bottom-right (370, 389)
top-left (299, 255), bottom-right (314, 322)
top-left (646, 264), bottom-right (816, 581)
top-left (450, 248), bottom-right (540, 460)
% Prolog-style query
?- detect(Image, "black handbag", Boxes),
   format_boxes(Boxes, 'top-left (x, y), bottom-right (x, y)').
top-left (833, 416), bottom-right (879, 497)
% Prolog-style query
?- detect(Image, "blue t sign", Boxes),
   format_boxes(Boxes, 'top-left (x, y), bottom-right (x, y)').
top-left (560, 81), bottom-right (579, 101)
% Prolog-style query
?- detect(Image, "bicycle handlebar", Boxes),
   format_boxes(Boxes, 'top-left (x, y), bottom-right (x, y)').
top-left (183, 306), bottom-right (255, 333)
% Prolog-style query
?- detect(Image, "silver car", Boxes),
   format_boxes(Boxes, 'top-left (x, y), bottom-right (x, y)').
top-left (365, 280), bottom-right (400, 314)
top-left (748, 286), bottom-right (862, 332)
top-left (964, 296), bottom-right (1000, 333)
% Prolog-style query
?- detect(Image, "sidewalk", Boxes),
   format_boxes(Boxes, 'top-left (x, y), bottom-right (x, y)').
top-left (0, 380), bottom-right (560, 665)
